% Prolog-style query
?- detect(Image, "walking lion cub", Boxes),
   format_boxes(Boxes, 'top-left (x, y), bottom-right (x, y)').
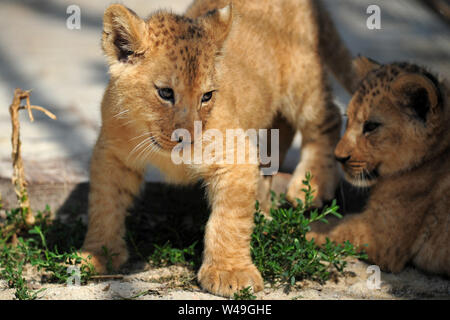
top-left (81, 0), bottom-right (357, 296)
top-left (308, 57), bottom-right (450, 277)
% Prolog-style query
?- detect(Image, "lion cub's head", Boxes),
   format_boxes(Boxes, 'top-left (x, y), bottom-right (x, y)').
top-left (101, 4), bottom-right (233, 151)
top-left (335, 57), bottom-right (447, 187)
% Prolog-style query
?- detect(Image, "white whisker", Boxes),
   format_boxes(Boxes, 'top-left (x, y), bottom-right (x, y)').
top-left (122, 119), bottom-right (137, 126)
top-left (129, 132), bottom-right (153, 141)
top-left (128, 136), bottom-right (155, 161)
top-left (113, 109), bottom-right (129, 119)
top-left (339, 179), bottom-right (346, 213)
top-left (137, 139), bottom-right (160, 161)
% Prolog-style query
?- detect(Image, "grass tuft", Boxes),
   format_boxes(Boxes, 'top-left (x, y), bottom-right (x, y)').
top-left (149, 241), bottom-right (197, 268)
top-left (0, 206), bottom-right (95, 300)
top-left (0, 173), bottom-right (367, 299)
top-left (233, 286), bottom-right (257, 300)
top-left (251, 172), bottom-right (367, 290)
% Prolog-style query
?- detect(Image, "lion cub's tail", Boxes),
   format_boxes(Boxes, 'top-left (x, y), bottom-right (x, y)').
top-left (316, 1), bottom-right (358, 93)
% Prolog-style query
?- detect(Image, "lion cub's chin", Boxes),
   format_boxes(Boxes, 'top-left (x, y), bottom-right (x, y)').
top-left (344, 172), bottom-right (378, 188)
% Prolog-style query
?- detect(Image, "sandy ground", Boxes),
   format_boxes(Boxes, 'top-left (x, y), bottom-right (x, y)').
top-left (1, 257), bottom-right (449, 300)
top-left (0, 0), bottom-right (449, 183)
top-left (1, 177), bottom-right (449, 300)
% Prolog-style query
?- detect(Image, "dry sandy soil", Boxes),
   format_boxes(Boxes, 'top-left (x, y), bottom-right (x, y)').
top-left (0, 177), bottom-right (449, 300)
top-left (2, 259), bottom-right (450, 300)
top-left (1, 258), bottom-right (449, 300)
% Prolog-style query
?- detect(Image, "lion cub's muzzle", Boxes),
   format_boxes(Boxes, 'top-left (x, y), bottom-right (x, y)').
top-left (336, 157), bottom-right (380, 186)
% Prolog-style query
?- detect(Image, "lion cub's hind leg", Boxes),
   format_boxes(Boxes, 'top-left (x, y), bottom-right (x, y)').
top-left (285, 95), bottom-right (341, 207)
top-left (257, 115), bottom-right (296, 215)
top-left (279, 48), bottom-right (342, 207)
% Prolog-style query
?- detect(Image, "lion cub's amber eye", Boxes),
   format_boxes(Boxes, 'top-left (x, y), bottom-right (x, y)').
top-left (158, 88), bottom-right (175, 104)
top-left (363, 121), bottom-right (381, 134)
top-left (201, 91), bottom-right (214, 103)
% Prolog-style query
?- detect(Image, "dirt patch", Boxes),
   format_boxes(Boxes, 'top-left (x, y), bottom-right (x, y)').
top-left (0, 176), bottom-right (449, 300)
top-left (1, 258), bottom-right (449, 300)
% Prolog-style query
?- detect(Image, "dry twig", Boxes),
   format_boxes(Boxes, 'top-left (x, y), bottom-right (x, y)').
top-left (90, 275), bottom-right (125, 280)
top-left (9, 88), bottom-right (56, 227)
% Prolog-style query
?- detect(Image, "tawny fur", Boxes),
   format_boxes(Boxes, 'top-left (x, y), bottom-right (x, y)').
top-left (81, 0), bottom-right (357, 297)
top-left (308, 57), bottom-right (450, 277)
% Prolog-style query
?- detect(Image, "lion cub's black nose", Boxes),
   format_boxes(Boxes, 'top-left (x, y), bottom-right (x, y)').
top-left (335, 155), bottom-right (351, 164)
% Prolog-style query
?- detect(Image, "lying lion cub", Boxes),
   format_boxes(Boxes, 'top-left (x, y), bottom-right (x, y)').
top-left (308, 57), bottom-right (450, 277)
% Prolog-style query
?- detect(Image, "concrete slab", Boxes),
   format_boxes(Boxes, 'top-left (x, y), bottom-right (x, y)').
top-left (0, 0), bottom-right (448, 184)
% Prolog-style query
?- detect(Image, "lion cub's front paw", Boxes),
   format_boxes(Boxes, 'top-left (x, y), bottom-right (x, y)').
top-left (80, 246), bottom-right (128, 274)
top-left (197, 263), bottom-right (264, 297)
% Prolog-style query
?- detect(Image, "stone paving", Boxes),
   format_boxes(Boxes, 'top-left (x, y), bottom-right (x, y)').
top-left (0, 0), bottom-right (449, 184)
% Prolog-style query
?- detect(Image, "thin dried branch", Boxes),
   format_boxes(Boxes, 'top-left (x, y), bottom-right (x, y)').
top-left (18, 105), bottom-right (57, 121)
top-left (90, 275), bottom-right (125, 280)
top-left (8, 88), bottom-right (57, 228)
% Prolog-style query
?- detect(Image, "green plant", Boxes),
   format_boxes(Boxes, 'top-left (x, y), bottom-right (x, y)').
top-left (251, 172), bottom-right (367, 290)
top-left (0, 206), bottom-right (96, 300)
top-left (233, 286), bottom-right (257, 300)
top-left (0, 242), bottom-right (45, 300)
top-left (149, 241), bottom-right (197, 267)
top-left (101, 246), bottom-right (119, 274)
top-left (0, 172), bottom-right (367, 300)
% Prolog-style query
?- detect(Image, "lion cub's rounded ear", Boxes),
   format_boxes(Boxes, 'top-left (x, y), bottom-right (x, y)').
top-left (391, 73), bottom-right (440, 122)
top-left (102, 4), bottom-right (148, 65)
top-left (353, 56), bottom-right (381, 81)
top-left (201, 3), bottom-right (234, 46)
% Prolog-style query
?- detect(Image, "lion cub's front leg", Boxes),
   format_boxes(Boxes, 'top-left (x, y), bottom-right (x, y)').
top-left (197, 163), bottom-right (263, 297)
top-left (81, 136), bottom-right (144, 273)
top-left (306, 209), bottom-right (412, 273)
